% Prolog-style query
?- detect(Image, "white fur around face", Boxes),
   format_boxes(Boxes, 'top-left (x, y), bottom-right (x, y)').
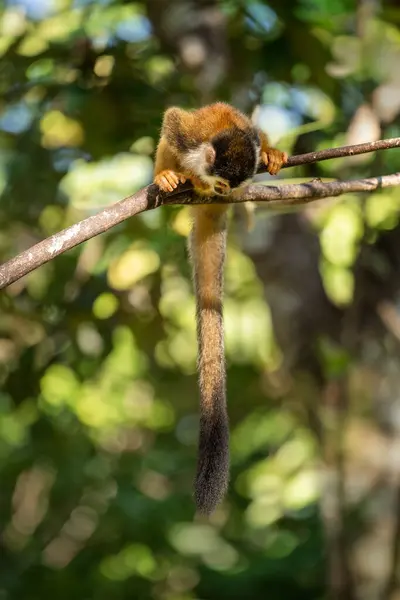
top-left (181, 143), bottom-right (213, 175)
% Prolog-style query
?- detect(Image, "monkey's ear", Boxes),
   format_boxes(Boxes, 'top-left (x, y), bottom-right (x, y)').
top-left (205, 144), bottom-right (216, 167)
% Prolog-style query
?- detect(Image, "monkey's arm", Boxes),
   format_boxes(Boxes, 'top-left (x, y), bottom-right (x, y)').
top-left (154, 108), bottom-right (215, 194)
top-left (153, 136), bottom-right (187, 193)
top-left (258, 129), bottom-right (288, 175)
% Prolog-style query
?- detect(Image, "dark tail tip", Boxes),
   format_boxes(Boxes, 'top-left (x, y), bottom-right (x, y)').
top-left (194, 407), bottom-right (230, 515)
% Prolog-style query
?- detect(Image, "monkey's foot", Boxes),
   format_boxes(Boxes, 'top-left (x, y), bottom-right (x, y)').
top-left (154, 170), bottom-right (186, 193)
top-left (262, 149), bottom-right (288, 175)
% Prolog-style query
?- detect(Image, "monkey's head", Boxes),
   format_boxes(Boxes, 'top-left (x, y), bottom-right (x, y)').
top-left (208, 127), bottom-right (261, 193)
top-left (183, 127), bottom-right (261, 196)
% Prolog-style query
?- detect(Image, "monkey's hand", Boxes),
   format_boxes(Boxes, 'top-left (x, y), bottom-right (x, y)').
top-left (154, 170), bottom-right (187, 193)
top-left (190, 175), bottom-right (231, 196)
top-left (214, 179), bottom-right (231, 196)
top-left (262, 149), bottom-right (288, 176)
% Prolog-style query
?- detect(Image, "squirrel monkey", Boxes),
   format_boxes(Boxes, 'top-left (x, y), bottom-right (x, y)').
top-left (153, 103), bottom-right (287, 514)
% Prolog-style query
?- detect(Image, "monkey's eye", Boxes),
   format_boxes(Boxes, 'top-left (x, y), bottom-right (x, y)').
top-left (213, 179), bottom-right (231, 196)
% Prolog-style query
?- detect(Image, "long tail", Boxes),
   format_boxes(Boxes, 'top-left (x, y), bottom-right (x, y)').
top-left (189, 205), bottom-right (229, 514)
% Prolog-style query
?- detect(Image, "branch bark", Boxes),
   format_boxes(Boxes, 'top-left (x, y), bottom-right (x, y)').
top-left (1, 138), bottom-right (400, 290)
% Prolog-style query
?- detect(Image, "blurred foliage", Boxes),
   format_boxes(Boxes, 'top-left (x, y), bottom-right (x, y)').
top-left (1, 0), bottom-right (400, 599)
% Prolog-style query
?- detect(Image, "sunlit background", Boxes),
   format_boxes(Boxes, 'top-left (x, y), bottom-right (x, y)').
top-left (1, 0), bottom-right (400, 598)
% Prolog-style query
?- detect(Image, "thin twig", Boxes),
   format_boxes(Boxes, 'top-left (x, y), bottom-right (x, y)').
top-left (0, 139), bottom-right (399, 290)
top-left (276, 137), bottom-right (400, 170)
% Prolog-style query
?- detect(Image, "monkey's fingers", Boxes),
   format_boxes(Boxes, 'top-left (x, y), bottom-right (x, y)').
top-left (262, 150), bottom-right (288, 176)
top-left (214, 179), bottom-right (231, 196)
top-left (154, 170), bottom-right (186, 192)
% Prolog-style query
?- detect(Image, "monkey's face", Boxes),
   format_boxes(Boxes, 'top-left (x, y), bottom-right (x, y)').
top-left (208, 127), bottom-right (261, 194)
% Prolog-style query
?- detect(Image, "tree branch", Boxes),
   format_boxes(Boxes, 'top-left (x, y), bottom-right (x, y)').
top-left (239, 173), bottom-right (400, 206)
top-left (1, 138), bottom-right (399, 290)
